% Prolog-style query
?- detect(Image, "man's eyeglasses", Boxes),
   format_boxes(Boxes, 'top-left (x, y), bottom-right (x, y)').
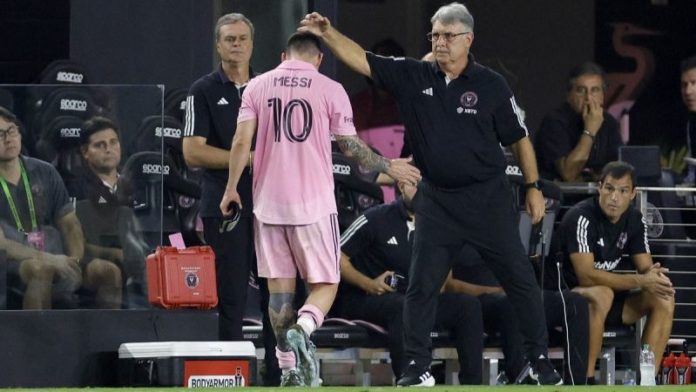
top-left (426, 31), bottom-right (470, 43)
top-left (0, 125), bottom-right (20, 141)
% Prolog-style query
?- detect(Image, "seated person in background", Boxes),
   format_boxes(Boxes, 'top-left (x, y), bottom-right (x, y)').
top-left (680, 56), bottom-right (696, 181)
top-left (678, 56), bottom-right (696, 238)
top-left (556, 161), bottom-right (674, 380)
top-left (67, 116), bottom-right (128, 204)
top-left (535, 62), bottom-right (623, 182)
top-left (339, 180), bottom-right (483, 384)
top-left (0, 106), bottom-right (120, 309)
top-left (448, 245), bottom-right (589, 385)
top-left (72, 117), bottom-right (146, 307)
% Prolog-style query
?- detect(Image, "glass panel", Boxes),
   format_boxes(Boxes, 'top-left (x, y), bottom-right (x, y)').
top-left (0, 84), bottom-right (192, 310)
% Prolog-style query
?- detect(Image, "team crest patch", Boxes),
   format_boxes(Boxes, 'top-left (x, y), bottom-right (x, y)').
top-left (616, 232), bottom-right (628, 250)
top-left (185, 272), bottom-right (199, 288)
top-left (460, 91), bottom-right (478, 107)
top-left (644, 202), bottom-right (664, 238)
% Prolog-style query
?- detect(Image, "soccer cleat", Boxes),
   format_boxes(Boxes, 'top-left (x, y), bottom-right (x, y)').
top-left (514, 354), bottom-right (563, 385)
top-left (396, 361), bottom-right (435, 387)
top-left (280, 368), bottom-right (305, 387)
top-left (286, 324), bottom-right (320, 387)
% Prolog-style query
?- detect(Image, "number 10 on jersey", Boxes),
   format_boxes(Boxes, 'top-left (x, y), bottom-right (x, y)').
top-left (267, 98), bottom-right (313, 143)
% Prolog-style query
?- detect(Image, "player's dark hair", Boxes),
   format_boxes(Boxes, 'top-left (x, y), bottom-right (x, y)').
top-left (286, 32), bottom-right (322, 56)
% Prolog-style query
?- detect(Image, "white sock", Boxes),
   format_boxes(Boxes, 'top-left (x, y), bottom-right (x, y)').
top-left (297, 316), bottom-right (316, 336)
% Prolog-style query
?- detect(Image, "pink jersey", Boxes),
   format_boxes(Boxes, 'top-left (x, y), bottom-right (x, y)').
top-left (238, 60), bottom-right (356, 224)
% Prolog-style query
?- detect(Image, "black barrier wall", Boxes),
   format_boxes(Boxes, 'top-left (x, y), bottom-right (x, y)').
top-left (0, 310), bottom-right (217, 387)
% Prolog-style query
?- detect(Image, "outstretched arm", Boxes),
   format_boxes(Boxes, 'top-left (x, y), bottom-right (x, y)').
top-left (298, 12), bottom-right (371, 78)
top-left (335, 134), bottom-right (420, 186)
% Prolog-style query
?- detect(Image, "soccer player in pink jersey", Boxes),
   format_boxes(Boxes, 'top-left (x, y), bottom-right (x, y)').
top-left (220, 32), bottom-right (420, 387)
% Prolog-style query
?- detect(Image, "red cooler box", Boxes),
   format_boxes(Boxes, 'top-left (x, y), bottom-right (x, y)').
top-left (118, 341), bottom-right (256, 387)
top-left (147, 246), bottom-right (218, 309)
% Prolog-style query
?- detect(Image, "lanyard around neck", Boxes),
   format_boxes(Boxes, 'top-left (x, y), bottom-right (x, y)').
top-left (0, 160), bottom-right (38, 233)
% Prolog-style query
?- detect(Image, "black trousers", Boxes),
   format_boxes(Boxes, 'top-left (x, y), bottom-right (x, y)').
top-left (203, 216), bottom-right (279, 385)
top-left (405, 176), bottom-right (549, 369)
top-left (480, 290), bottom-right (589, 384)
top-left (343, 291), bottom-right (483, 384)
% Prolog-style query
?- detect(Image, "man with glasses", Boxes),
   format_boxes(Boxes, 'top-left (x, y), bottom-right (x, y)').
top-left (0, 106), bottom-right (83, 309)
top-left (535, 62), bottom-right (623, 182)
top-left (299, 2), bottom-right (562, 386)
top-left (555, 161), bottom-right (674, 383)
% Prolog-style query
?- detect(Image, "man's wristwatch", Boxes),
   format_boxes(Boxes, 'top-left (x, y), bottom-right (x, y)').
top-left (582, 129), bottom-right (595, 141)
top-left (524, 180), bottom-right (542, 191)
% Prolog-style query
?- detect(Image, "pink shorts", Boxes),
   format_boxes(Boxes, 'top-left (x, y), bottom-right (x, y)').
top-left (254, 214), bottom-right (340, 284)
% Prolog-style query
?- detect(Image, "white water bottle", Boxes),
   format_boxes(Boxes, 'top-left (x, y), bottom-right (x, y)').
top-left (639, 344), bottom-right (656, 386)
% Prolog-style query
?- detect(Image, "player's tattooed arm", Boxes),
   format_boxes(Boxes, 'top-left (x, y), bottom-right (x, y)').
top-left (335, 134), bottom-right (390, 173)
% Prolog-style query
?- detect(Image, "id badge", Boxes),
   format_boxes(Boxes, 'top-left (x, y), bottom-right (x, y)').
top-left (26, 231), bottom-right (46, 251)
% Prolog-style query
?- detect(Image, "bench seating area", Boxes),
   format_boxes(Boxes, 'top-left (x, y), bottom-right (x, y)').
top-left (243, 317), bottom-right (639, 385)
top-left (0, 307), bottom-right (641, 387)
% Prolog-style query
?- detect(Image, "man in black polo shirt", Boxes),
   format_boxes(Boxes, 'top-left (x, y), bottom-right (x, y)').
top-left (70, 116), bottom-right (147, 308)
top-left (339, 181), bottom-right (484, 384)
top-left (182, 13), bottom-right (278, 385)
top-left (534, 62), bottom-right (623, 182)
top-left (556, 161), bottom-right (674, 381)
top-left (299, 2), bottom-right (561, 386)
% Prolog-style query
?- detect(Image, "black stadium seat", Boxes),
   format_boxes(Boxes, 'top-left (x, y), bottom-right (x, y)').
top-left (163, 87), bottom-right (189, 124)
top-left (29, 87), bottom-right (102, 151)
top-left (37, 59), bottom-right (90, 85)
top-left (130, 115), bottom-right (202, 245)
top-left (33, 115), bottom-right (86, 191)
top-left (34, 115), bottom-right (84, 163)
top-left (119, 151), bottom-right (201, 249)
top-left (36, 58), bottom-right (112, 115)
top-left (0, 88), bottom-right (14, 111)
top-left (34, 87), bottom-right (99, 125)
top-left (131, 115), bottom-right (186, 168)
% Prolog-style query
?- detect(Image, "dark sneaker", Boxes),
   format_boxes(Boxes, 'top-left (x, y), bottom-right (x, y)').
top-left (286, 324), bottom-right (320, 387)
top-left (397, 362), bottom-right (435, 387)
top-left (280, 368), bottom-right (305, 387)
top-left (514, 354), bottom-right (563, 385)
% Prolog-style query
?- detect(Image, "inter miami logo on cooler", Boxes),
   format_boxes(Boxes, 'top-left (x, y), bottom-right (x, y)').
top-left (460, 91), bottom-right (478, 107)
top-left (185, 272), bottom-right (199, 288)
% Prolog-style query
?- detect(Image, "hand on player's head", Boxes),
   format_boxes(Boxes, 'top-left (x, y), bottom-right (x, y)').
top-left (298, 12), bottom-right (331, 36)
